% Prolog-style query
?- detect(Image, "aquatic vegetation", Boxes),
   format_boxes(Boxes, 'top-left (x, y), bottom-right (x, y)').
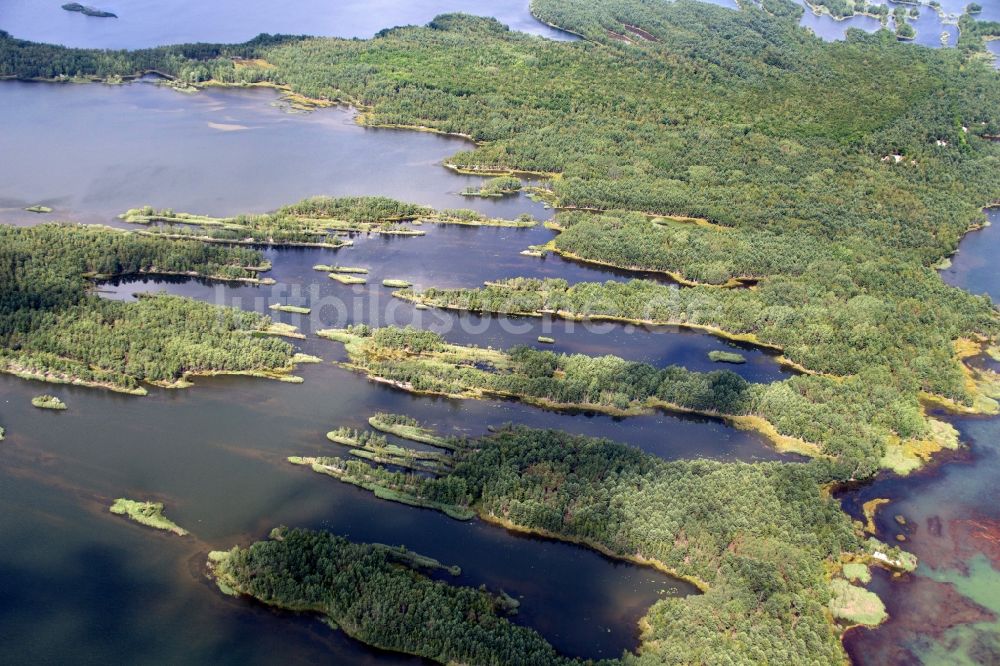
top-left (329, 273), bottom-right (366, 285)
top-left (367, 412), bottom-right (456, 449)
top-left (208, 527), bottom-right (559, 664)
top-left (109, 498), bottom-right (188, 536)
top-left (315, 265), bottom-right (367, 274)
top-left (23, 205), bottom-right (52, 213)
top-left (381, 279), bottom-right (412, 288)
top-left (537, 336), bottom-right (555, 344)
top-left (31, 394), bottom-right (66, 410)
top-left (708, 350), bottom-right (746, 364)
top-left (268, 303), bottom-right (311, 315)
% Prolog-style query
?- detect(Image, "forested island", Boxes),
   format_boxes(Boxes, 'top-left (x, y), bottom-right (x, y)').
top-left (0, 224), bottom-right (302, 393)
top-left (61, 3), bottom-right (117, 19)
top-left (2, 0), bottom-right (1000, 662)
top-left (118, 196), bottom-right (534, 248)
top-left (209, 526), bottom-right (558, 664)
top-left (281, 426), bottom-right (907, 662)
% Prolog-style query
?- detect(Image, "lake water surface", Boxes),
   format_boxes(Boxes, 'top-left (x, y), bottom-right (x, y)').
top-left (0, 81), bottom-right (548, 223)
top-left (1, 2), bottom-right (998, 664)
top-left (0, 0), bottom-right (575, 47)
top-left (0, 32), bottom-right (792, 666)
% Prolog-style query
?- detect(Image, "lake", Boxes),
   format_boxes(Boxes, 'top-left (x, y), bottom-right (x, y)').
top-left (0, 81), bottom-right (548, 224)
top-left (0, 0), bottom-right (575, 48)
top-left (0, 36), bottom-right (794, 666)
top-left (1, 1), bottom-right (997, 663)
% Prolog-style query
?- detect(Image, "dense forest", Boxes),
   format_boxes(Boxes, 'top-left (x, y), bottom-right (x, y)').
top-left (328, 321), bottom-right (980, 475)
top-left (0, 224), bottom-right (295, 392)
top-left (287, 426), bottom-right (902, 664)
top-left (210, 526), bottom-right (569, 665)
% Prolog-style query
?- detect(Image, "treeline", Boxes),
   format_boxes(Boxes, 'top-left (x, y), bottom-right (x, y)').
top-left (293, 426), bottom-right (873, 664)
top-left (801, 0), bottom-right (889, 20)
top-left (411, 269), bottom-right (994, 404)
top-left (121, 196), bottom-right (522, 244)
top-left (211, 526), bottom-right (569, 665)
top-left (330, 324), bottom-right (915, 475)
top-left (0, 224), bottom-right (293, 391)
top-left (0, 30), bottom-right (299, 82)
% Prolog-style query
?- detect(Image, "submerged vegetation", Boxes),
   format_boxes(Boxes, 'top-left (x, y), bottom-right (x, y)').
top-left (109, 498), bottom-right (188, 536)
top-left (31, 394), bottom-right (66, 410)
top-left (0, 224), bottom-right (298, 393)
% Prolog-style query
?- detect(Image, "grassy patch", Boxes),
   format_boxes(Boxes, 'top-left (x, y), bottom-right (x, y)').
top-left (31, 395), bottom-right (66, 410)
top-left (708, 350), bottom-right (746, 364)
top-left (828, 578), bottom-right (887, 626)
top-left (368, 412), bottom-right (457, 450)
top-left (842, 562), bottom-right (872, 583)
top-left (269, 303), bottom-right (311, 315)
top-left (109, 498), bottom-right (188, 536)
top-left (330, 273), bottom-right (367, 285)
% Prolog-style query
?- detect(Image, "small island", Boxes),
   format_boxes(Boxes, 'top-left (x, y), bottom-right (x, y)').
top-left (31, 395), bottom-right (67, 410)
top-left (368, 412), bottom-right (456, 449)
top-left (461, 176), bottom-right (522, 198)
top-left (382, 279), bottom-right (412, 288)
top-left (707, 350), bottom-right (746, 364)
top-left (537, 336), bottom-right (555, 344)
top-left (269, 303), bottom-right (311, 315)
top-left (24, 205), bottom-right (53, 214)
top-left (61, 3), bottom-right (117, 18)
top-left (329, 273), bottom-right (367, 285)
top-left (315, 265), bottom-right (368, 274)
top-left (109, 498), bottom-right (188, 536)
